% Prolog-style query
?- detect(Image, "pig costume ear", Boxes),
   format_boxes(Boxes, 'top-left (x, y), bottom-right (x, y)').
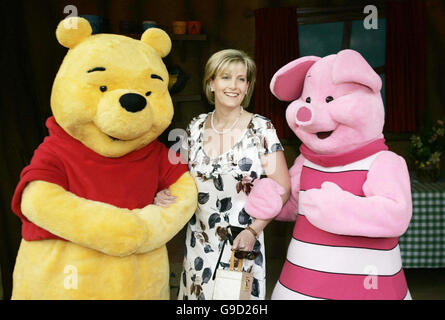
top-left (270, 56), bottom-right (320, 101)
top-left (332, 49), bottom-right (382, 93)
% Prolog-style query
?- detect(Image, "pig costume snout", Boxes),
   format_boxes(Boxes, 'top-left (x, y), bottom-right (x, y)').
top-left (271, 50), bottom-right (384, 155)
top-left (296, 105), bottom-right (312, 124)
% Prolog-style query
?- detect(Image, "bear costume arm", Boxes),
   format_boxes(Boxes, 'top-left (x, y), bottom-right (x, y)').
top-left (21, 180), bottom-right (148, 256)
top-left (134, 172), bottom-right (197, 253)
top-left (300, 151), bottom-right (412, 237)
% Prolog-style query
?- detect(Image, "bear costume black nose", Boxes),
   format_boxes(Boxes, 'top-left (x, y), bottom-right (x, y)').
top-left (119, 93), bottom-right (147, 113)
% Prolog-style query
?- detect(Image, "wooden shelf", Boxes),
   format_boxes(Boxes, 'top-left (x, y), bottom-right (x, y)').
top-left (171, 34), bottom-right (207, 41)
top-left (172, 94), bottom-right (201, 103)
top-left (171, 34), bottom-right (207, 61)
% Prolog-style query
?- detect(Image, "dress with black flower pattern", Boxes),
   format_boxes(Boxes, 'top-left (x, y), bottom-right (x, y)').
top-left (177, 113), bottom-right (284, 300)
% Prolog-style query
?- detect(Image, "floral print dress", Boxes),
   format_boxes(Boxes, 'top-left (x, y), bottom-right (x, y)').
top-left (177, 113), bottom-right (284, 300)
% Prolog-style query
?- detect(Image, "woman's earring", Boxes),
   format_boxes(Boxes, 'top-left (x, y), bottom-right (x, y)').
top-left (210, 87), bottom-right (214, 92)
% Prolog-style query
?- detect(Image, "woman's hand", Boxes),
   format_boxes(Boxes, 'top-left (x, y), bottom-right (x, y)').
top-left (153, 189), bottom-right (177, 207)
top-left (232, 229), bottom-right (256, 252)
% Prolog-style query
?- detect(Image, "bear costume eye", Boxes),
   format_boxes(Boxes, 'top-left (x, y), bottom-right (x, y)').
top-left (326, 96), bottom-right (334, 103)
top-left (145, 91), bottom-right (152, 97)
top-left (305, 97), bottom-right (311, 103)
top-left (151, 74), bottom-right (163, 81)
top-left (88, 67), bottom-right (106, 73)
top-left (100, 86), bottom-right (107, 92)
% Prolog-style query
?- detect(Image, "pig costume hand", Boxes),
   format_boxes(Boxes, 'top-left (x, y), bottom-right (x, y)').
top-left (270, 50), bottom-right (412, 300)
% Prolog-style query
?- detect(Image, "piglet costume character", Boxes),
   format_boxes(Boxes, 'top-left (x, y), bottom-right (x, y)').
top-left (268, 50), bottom-right (412, 300)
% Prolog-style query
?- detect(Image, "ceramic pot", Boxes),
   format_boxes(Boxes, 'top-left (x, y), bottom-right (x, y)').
top-left (172, 21), bottom-right (187, 34)
top-left (187, 21), bottom-right (201, 34)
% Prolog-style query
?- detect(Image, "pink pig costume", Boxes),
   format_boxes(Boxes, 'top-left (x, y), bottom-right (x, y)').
top-left (245, 50), bottom-right (412, 300)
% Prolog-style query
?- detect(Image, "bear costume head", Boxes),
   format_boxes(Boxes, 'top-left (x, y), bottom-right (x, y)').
top-left (52, 17), bottom-right (172, 157)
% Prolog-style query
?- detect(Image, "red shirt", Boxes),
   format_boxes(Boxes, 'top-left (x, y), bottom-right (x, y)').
top-left (11, 117), bottom-right (188, 241)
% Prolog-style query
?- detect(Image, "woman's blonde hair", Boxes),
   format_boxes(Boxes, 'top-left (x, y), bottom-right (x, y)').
top-left (203, 49), bottom-right (256, 108)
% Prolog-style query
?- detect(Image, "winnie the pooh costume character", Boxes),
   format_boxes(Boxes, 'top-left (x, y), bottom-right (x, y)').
top-left (10, 17), bottom-right (197, 299)
top-left (248, 49), bottom-right (412, 300)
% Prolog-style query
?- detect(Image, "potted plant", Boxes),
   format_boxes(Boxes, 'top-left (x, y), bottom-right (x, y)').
top-left (409, 119), bottom-right (444, 183)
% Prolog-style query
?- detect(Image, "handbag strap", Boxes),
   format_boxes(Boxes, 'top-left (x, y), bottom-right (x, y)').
top-left (212, 238), bottom-right (227, 280)
top-left (230, 251), bottom-right (243, 272)
top-left (212, 239), bottom-right (244, 280)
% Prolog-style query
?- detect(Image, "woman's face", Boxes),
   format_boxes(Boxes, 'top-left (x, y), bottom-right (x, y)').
top-left (210, 61), bottom-right (249, 109)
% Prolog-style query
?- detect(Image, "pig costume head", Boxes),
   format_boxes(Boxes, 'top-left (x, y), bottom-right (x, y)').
top-left (271, 49), bottom-right (384, 154)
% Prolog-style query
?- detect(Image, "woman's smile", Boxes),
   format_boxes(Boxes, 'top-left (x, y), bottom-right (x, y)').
top-left (224, 91), bottom-right (240, 97)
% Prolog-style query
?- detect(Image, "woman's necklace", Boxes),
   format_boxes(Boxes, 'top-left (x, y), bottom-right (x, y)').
top-left (211, 107), bottom-right (244, 135)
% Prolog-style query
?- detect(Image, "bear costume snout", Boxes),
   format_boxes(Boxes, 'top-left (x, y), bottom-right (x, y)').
top-left (119, 93), bottom-right (147, 113)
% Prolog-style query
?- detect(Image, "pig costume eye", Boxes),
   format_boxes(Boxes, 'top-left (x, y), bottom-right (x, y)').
top-left (305, 96), bottom-right (333, 103)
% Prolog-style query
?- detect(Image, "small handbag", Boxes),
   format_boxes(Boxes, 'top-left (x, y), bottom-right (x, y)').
top-left (212, 250), bottom-right (253, 300)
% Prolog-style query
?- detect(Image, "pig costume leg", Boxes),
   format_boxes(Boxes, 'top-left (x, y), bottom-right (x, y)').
top-left (269, 50), bottom-right (412, 300)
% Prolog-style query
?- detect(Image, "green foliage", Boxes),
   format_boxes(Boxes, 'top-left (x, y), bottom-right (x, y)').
top-left (409, 119), bottom-right (445, 168)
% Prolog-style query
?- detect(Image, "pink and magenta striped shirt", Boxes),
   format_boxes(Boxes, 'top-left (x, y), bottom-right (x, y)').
top-left (274, 140), bottom-right (410, 300)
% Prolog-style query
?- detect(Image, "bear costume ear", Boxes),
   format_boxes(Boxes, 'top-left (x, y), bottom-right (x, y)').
top-left (141, 28), bottom-right (172, 58)
top-left (270, 56), bottom-right (320, 101)
top-left (332, 49), bottom-right (382, 93)
top-left (56, 17), bottom-right (92, 49)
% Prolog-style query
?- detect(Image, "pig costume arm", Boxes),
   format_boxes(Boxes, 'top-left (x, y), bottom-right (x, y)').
top-left (264, 56), bottom-right (319, 222)
top-left (274, 154), bottom-right (305, 221)
top-left (243, 177), bottom-right (286, 220)
top-left (300, 151), bottom-right (412, 237)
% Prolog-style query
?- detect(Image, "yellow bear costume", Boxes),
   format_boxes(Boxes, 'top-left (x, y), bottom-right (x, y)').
top-left (10, 17), bottom-right (197, 299)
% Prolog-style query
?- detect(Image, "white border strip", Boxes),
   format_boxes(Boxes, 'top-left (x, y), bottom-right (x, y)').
top-left (271, 281), bottom-right (322, 300)
top-left (286, 238), bottom-right (402, 276)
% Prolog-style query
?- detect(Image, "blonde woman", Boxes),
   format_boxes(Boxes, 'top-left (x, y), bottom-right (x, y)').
top-left (155, 49), bottom-right (290, 300)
